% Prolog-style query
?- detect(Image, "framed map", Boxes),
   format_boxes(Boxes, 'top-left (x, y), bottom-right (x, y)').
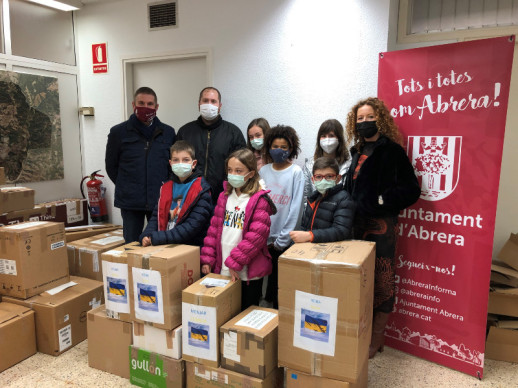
top-left (0, 70), bottom-right (64, 183)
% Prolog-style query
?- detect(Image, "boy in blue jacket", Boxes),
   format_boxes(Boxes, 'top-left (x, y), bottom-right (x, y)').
top-left (140, 140), bottom-right (212, 246)
top-left (290, 157), bottom-right (354, 243)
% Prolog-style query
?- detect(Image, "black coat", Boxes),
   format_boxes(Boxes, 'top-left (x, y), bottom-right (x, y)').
top-left (177, 116), bottom-right (246, 204)
top-left (105, 114), bottom-right (176, 211)
top-left (300, 184), bottom-right (355, 243)
top-left (344, 136), bottom-right (420, 218)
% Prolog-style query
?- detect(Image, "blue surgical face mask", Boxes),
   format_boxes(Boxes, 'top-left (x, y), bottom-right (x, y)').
top-left (269, 148), bottom-right (290, 163)
top-left (227, 172), bottom-right (250, 189)
top-left (314, 179), bottom-right (336, 194)
top-left (171, 163), bottom-right (192, 178)
top-left (250, 138), bottom-right (264, 150)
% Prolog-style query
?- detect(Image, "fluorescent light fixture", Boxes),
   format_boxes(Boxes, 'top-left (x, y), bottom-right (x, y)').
top-left (26, 0), bottom-right (82, 11)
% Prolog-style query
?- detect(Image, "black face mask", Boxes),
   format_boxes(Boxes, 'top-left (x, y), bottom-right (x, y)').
top-left (356, 121), bottom-right (378, 139)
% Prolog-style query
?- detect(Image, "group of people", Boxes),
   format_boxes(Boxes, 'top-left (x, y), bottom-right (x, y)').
top-left (105, 86), bottom-right (421, 359)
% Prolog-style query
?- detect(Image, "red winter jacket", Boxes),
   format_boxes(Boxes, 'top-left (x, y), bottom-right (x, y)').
top-left (200, 182), bottom-right (276, 279)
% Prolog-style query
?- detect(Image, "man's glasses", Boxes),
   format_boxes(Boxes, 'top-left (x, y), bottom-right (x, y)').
top-left (313, 174), bottom-right (337, 181)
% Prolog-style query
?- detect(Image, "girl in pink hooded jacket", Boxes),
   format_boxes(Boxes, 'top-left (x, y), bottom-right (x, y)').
top-left (201, 148), bottom-right (276, 311)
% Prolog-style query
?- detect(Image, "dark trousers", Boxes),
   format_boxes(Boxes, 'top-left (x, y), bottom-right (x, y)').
top-left (121, 209), bottom-right (152, 243)
top-left (241, 278), bottom-right (263, 311)
top-left (265, 247), bottom-right (283, 309)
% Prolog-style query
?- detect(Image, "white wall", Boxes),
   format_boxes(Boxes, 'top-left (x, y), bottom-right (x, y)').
top-left (75, 0), bottom-right (391, 224)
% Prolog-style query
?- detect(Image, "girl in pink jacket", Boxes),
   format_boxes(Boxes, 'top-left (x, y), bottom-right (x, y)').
top-left (201, 148), bottom-right (276, 311)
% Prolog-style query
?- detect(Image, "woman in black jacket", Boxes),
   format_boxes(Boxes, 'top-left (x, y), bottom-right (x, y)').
top-left (344, 97), bottom-right (421, 358)
top-left (290, 157), bottom-right (354, 244)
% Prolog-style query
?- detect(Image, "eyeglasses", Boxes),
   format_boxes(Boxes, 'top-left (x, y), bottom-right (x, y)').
top-left (313, 174), bottom-right (337, 181)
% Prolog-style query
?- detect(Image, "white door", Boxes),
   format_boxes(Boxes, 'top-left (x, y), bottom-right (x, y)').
top-left (130, 56), bottom-right (208, 132)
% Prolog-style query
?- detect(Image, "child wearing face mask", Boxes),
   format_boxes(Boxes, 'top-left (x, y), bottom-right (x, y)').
top-left (290, 157), bottom-right (354, 244)
top-left (246, 117), bottom-right (271, 171)
top-left (201, 148), bottom-right (276, 311)
top-left (303, 119), bottom-right (350, 204)
top-left (139, 140), bottom-right (213, 247)
top-left (259, 125), bottom-right (305, 309)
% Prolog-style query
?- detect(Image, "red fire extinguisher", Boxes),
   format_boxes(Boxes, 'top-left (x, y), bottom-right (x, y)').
top-left (80, 170), bottom-right (109, 222)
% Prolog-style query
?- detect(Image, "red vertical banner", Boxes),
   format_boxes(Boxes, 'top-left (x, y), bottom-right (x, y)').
top-left (378, 36), bottom-right (514, 378)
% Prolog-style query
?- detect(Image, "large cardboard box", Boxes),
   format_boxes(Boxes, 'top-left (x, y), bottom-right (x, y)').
top-left (130, 346), bottom-right (185, 388)
top-left (129, 245), bottom-right (200, 330)
top-left (485, 326), bottom-right (518, 363)
top-left (0, 187), bottom-right (34, 213)
top-left (286, 361), bottom-right (368, 388)
top-left (185, 361), bottom-right (282, 388)
top-left (36, 198), bottom-right (88, 227)
top-left (65, 224), bottom-right (122, 243)
top-left (277, 241), bottom-right (375, 383)
top-left (3, 276), bottom-right (103, 356)
top-left (0, 206), bottom-right (47, 227)
top-left (0, 221), bottom-right (69, 299)
top-left (488, 288), bottom-right (518, 318)
top-left (87, 304), bottom-right (132, 378)
top-left (0, 302), bottom-right (37, 372)
top-left (498, 233), bottom-right (518, 271)
top-left (133, 322), bottom-right (182, 359)
top-left (67, 231), bottom-right (126, 281)
top-left (101, 241), bottom-right (141, 321)
top-left (182, 274), bottom-right (241, 368)
top-left (220, 306), bottom-right (278, 379)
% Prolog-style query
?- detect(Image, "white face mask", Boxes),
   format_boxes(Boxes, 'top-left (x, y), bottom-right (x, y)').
top-left (171, 163), bottom-right (192, 178)
top-left (320, 138), bottom-right (339, 154)
top-left (199, 104), bottom-right (219, 121)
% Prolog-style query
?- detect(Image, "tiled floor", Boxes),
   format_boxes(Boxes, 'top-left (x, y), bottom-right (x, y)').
top-left (0, 341), bottom-right (516, 387)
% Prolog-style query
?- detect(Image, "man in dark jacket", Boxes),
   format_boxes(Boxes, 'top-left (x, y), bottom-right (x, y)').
top-left (105, 87), bottom-right (176, 242)
top-left (290, 157), bottom-right (355, 243)
top-left (176, 87), bottom-right (246, 204)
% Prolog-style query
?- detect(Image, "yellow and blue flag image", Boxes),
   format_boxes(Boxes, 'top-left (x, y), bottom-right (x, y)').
top-left (300, 309), bottom-right (331, 343)
top-left (188, 322), bottom-right (210, 349)
top-left (137, 283), bottom-right (159, 312)
top-left (106, 277), bottom-right (127, 303)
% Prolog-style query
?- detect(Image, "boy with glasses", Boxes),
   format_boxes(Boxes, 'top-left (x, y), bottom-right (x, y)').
top-left (289, 157), bottom-right (355, 243)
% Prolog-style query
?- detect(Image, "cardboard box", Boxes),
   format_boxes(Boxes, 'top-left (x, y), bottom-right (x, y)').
top-left (0, 206), bottom-right (47, 227)
top-left (488, 288), bottom-right (518, 318)
top-left (87, 304), bottom-right (132, 378)
top-left (220, 306), bottom-right (278, 379)
top-left (286, 361), bottom-right (368, 388)
top-left (277, 241), bottom-right (375, 383)
top-left (0, 221), bottom-right (69, 299)
top-left (485, 326), bottom-right (518, 363)
top-left (498, 233), bottom-right (518, 271)
top-left (36, 198), bottom-right (88, 227)
top-left (185, 361), bottom-right (282, 388)
top-left (130, 346), bottom-right (185, 388)
top-left (2, 276), bottom-right (103, 356)
top-left (101, 241), bottom-right (141, 321)
top-left (133, 322), bottom-right (182, 359)
top-left (67, 231), bottom-right (126, 281)
top-left (0, 187), bottom-right (35, 213)
top-left (0, 167), bottom-right (5, 185)
top-left (65, 224), bottom-right (122, 243)
top-left (182, 274), bottom-right (241, 368)
top-left (129, 245), bottom-right (200, 331)
top-left (0, 302), bottom-right (37, 372)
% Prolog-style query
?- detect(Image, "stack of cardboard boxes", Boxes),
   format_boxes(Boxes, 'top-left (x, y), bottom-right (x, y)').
top-left (486, 233), bottom-right (518, 363)
top-left (277, 241), bottom-right (375, 388)
top-left (0, 220), bottom-right (104, 370)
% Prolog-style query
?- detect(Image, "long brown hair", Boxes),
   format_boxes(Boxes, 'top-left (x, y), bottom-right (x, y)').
top-left (224, 148), bottom-right (261, 196)
top-left (313, 119), bottom-right (349, 164)
top-left (345, 97), bottom-right (403, 151)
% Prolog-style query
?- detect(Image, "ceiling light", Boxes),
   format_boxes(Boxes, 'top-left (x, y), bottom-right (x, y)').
top-left (26, 0), bottom-right (82, 11)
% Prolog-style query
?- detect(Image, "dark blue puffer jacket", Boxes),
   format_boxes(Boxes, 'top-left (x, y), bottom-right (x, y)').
top-left (105, 114), bottom-right (176, 211)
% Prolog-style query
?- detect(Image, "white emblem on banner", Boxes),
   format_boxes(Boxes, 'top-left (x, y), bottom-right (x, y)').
top-left (407, 136), bottom-right (462, 201)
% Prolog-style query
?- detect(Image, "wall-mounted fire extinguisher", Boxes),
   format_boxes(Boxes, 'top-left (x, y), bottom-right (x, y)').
top-left (80, 170), bottom-right (108, 222)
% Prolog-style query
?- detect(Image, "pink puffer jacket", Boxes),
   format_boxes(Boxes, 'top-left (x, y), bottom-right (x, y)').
top-left (200, 183), bottom-right (275, 279)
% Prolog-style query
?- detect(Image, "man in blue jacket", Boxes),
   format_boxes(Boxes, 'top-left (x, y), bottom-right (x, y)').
top-left (105, 87), bottom-right (176, 242)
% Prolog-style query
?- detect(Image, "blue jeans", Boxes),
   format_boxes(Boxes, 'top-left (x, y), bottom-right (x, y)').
top-left (121, 209), bottom-right (152, 243)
